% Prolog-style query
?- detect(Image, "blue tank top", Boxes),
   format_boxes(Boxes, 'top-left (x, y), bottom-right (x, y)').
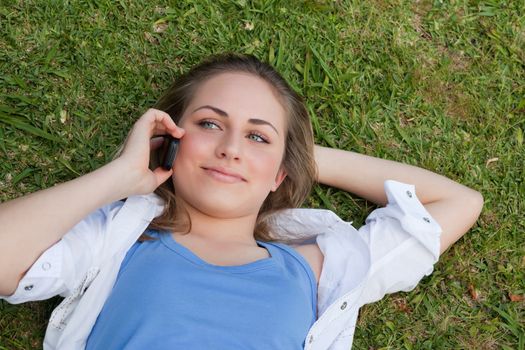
top-left (86, 230), bottom-right (317, 349)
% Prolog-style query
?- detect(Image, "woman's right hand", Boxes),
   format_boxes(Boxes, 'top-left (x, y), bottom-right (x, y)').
top-left (116, 108), bottom-right (185, 196)
top-left (0, 108), bottom-right (185, 295)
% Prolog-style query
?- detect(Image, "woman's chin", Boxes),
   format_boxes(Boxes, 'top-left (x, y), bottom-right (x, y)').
top-left (174, 183), bottom-right (268, 219)
top-left (173, 192), bottom-right (258, 219)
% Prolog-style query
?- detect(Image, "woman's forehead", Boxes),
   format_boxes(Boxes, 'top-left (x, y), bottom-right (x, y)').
top-left (186, 72), bottom-right (287, 130)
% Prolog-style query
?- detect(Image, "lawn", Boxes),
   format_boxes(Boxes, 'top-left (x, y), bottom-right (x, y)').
top-left (0, 0), bottom-right (524, 349)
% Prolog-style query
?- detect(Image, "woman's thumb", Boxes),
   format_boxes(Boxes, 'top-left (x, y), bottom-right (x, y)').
top-left (153, 167), bottom-right (173, 188)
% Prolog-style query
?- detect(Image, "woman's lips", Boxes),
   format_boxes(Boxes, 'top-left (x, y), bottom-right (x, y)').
top-left (202, 167), bottom-right (246, 183)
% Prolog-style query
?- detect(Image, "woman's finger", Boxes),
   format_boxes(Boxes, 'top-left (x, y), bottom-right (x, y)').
top-left (152, 166), bottom-right (173, 186)
top-left (150, 127), bottom-right (185, 141)
top-left (141, 108), bottom-right (185, 139)
top-left (119, 109), bottom-right (184, 169)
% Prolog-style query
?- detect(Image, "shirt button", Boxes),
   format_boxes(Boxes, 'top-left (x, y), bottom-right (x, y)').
top-left (340, 301), bottom-right (347, 310)
top-left (24, 284), bottom-right (34, 291)
top-left (406, 190), bottom-right (413, 198)
top-left (308, 335), bottom-right (314, 344)
top-left (423, 217), bottom-right (431, 223)
top-left (42, 262), bottom-right (51, 271)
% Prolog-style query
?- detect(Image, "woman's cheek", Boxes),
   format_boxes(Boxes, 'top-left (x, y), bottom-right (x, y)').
top-left (249, 149), bottom-right (282, 176)
top-left (180, 132), bottom-right (211, 157)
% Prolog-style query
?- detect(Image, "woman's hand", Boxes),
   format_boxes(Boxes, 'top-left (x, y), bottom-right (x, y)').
top-left (0, 108), bottom-right (185, 294)
top-left (116, 108), bottom-right (185, 196)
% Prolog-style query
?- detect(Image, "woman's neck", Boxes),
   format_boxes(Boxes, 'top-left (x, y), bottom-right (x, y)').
top-left (178, 202), bottom-right (260, 247)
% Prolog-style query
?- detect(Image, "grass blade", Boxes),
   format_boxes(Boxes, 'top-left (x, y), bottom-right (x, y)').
top-left (0, 112), bottom-right (61, 142)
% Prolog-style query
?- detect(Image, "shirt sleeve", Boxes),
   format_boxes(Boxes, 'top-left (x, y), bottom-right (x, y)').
top-left (358, 180), bottom-right (442, 305)
top-left (0, 201), bottom-right (124, 304)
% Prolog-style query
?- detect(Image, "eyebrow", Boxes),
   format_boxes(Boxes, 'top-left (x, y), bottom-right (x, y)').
top-left (192, 105), bottom-right (279, 135)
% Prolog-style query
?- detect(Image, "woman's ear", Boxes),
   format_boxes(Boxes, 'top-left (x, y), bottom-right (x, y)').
top-left (271, 167), bottom-right (287, 192)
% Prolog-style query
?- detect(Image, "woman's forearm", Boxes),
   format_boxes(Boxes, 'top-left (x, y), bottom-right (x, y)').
top-left (0, 109), bottom-right (183, 296)
top-left (0, 159), bottom-right (133, 295)
top-left (314, 145), bottom-right (468, 205)
top-left (314, 145), bottom-right (483, 254)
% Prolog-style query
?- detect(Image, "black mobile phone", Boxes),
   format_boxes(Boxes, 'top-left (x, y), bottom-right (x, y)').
top-left (160, 136), bottom-right (180, 170)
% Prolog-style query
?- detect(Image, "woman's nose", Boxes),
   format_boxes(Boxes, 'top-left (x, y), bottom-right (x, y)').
top-left (216, 132), bottom-right (241, 160)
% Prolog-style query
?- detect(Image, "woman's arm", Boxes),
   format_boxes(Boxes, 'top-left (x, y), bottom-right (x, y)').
top-left (0, 109), bottom-right (184, 296)
top-left (314, 145), bottom-right (483, 254)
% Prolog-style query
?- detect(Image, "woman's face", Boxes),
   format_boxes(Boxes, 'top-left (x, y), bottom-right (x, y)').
top-left (172, 72), bottom-right (287, 219)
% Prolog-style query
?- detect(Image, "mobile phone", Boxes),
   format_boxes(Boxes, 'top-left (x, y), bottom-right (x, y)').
top-left (160, 136), bottom-right (180, 170)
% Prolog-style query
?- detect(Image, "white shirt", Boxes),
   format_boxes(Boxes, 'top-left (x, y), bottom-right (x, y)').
top-left (1, 180), bottom-right (441, 349)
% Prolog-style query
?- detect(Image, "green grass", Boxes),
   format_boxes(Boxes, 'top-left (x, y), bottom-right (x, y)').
top-left (0, 0), bottom-right (523, 349)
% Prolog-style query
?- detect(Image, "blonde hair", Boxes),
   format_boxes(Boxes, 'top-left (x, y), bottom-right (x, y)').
top-left (143, 53), bottom-right (316, 242)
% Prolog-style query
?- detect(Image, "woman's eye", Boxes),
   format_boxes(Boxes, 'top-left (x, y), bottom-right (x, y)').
top-left (248, 133), bottom-right (268, 143)
top-left (199, 120), bottom-right (220, 129)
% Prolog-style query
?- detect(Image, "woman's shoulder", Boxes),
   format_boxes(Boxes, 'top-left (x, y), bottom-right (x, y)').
top-left (289, 243), bottom-right (324, 285)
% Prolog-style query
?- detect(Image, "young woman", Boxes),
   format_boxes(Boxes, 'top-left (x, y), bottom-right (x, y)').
top-left (0, 54), bottom-right (483, 350)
